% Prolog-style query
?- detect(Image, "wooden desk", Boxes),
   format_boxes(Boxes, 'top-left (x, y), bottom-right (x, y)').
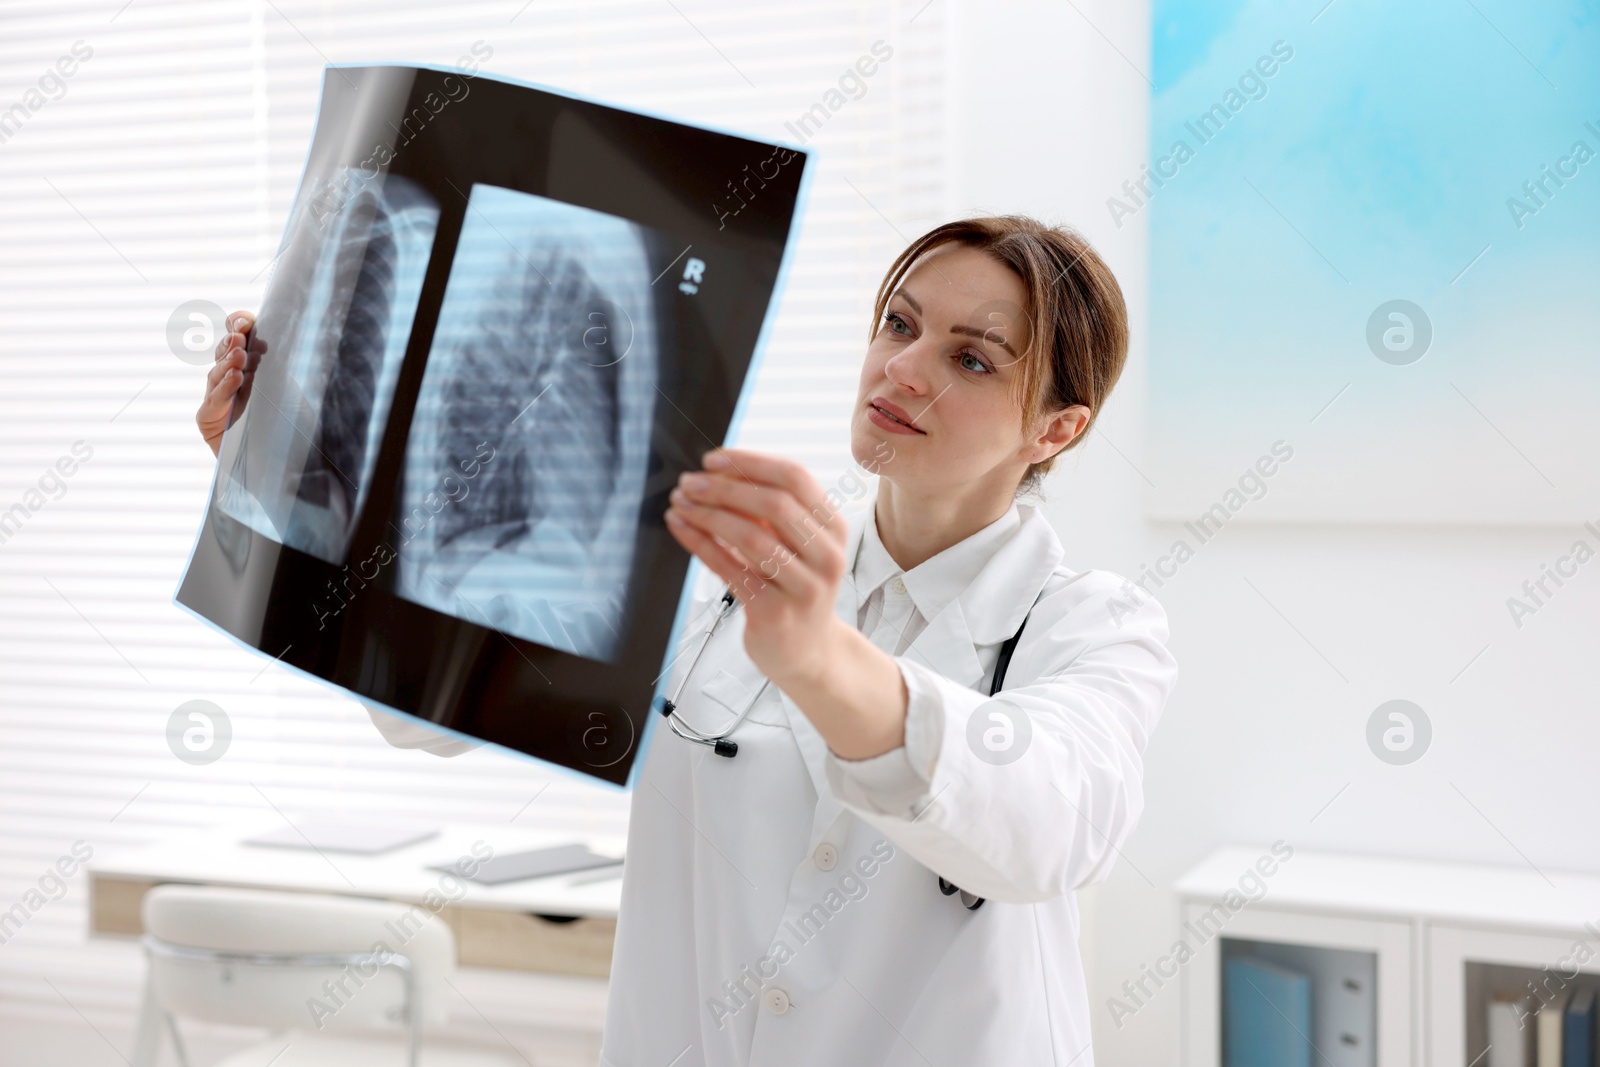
top-left (89, 821), bottom-right (624, 979)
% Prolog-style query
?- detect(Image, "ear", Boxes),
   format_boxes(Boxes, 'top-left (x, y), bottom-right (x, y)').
top-left (1023, 404), bottom-right (1091, 464)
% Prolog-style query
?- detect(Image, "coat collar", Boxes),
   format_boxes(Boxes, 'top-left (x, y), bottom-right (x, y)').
top-left (851, 496), bottom-right (1023, 634)
top-left (778, 491), bottom-right (1065, 844)
top-left (838, 493), bottom-right (1064, 662)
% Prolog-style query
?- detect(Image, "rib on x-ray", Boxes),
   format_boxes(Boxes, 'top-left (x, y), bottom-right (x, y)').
top-left (395, 186), bottom-right (657, 664)
top-left (215, 169), bottom-right (439, 563)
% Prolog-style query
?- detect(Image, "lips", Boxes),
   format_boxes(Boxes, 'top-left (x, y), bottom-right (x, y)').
top-left (869, 397), bottom-right (924, 433)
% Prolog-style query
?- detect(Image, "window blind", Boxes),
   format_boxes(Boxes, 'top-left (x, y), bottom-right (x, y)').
top-left (0, 0), bottom-right (948, 1050)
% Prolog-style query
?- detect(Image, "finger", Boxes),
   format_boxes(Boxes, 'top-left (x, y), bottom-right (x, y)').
top-left (213, 329), bottom-right (246, 363)
top-left (206, 348), bottom-right (244, 389)
top-left (700, 447), bottom-right (849, 551)
top-left (702, 449), bottom-right (842, 526)
top-left (199, 365), bottom-right (243, 419)
top-left (213, 311), bottom-right (254, 362)
top-left (669, 491), bottom-right (817, 601)
top-left (700, 447), bottom-right (818, 490)
top-left (664, 506), bottom-right (766, 602)
top-left (677, 471), bottom-right (841, 576)
top-left (203, 358), bottom-right (244, 400)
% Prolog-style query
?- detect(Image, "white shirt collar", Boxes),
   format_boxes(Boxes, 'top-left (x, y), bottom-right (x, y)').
top-left (851, 494), bottom-right (1023, 623)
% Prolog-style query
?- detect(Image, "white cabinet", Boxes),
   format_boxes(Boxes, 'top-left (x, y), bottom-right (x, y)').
top-left (1427, 924), bottom-right (1600, 1067)
top-left (1179, 902), bottom-right (1413, 1067)
top-left (1176, 847), bottom-right (1600, 1067)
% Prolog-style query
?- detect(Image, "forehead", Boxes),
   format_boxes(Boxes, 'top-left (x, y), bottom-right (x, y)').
top-left (898, 244), bottom-right (1028, 311)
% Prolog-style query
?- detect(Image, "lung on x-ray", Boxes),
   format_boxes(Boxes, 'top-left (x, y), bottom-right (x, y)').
top-left (175, 63), bottom-right (810, 788)
top-left (396, 187), bottom-right (657, 663)
top-left (215, 170), bottom-right (439, 564)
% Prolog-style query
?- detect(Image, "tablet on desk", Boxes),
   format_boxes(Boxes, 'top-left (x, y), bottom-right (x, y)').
top-left (435, 843), bottom-right (623, 886)
top-left (243, 818), bottom-right (440, 855)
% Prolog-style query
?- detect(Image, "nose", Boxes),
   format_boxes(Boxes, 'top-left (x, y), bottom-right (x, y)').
top-left (882, 337), bottom-right (932, 397)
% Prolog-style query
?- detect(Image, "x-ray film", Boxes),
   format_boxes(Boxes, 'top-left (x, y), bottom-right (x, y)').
top-left (397, 187), bottom-right (657, 663)
top-left (215, 168), bottom-right (439, 563)
top-left (176, 64), bottom-right (811, 788)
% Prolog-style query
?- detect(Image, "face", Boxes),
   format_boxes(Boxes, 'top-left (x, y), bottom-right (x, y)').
top-left (850, 244), bottom-right (1088, 496)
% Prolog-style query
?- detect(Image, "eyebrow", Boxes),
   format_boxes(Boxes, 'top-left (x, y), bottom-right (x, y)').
top-left (891, 288), bottom-right (1018, 360)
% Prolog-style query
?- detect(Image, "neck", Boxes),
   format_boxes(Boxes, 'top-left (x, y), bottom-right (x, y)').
top-left (873, 476), bottom-right (1017, 571)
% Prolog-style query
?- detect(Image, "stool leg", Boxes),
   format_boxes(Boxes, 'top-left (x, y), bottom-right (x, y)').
top-left (129, 977), bottom-right (163, 1067)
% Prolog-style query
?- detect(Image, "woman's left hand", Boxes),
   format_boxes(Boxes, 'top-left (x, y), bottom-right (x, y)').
top-left (666, 447), bottom-right (912, 761)
top-left (665, 447), bottom-right (850, 689)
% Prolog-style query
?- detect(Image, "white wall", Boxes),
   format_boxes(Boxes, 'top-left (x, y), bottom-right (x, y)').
top-left (944, 2), bottom-right (1600, 1064)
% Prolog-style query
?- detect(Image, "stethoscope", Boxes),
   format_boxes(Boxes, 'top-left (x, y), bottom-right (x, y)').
top-left (657, 579), bottom-right (1042, 913)
top-left (659, 586), bottom-right (766, 759)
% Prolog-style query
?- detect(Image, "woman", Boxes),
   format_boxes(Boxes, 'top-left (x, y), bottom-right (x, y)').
top-left (199, 215), bottom-right (1177, 1066)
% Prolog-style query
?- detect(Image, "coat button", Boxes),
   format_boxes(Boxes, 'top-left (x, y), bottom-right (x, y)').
top-left (762, 987), bottom-right (791, 1015)
top-left (812, 843), bottom-right (837, 871)
top-left (889, 575), bottom-right (907, 596)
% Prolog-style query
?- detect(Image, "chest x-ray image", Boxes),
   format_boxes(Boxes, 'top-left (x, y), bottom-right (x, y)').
top-left (175, 63), bottom-right (809, 787)
top-left (395, 186), bottom-right (657, 663)
top-left (214, 169), bottom-right (439, 563)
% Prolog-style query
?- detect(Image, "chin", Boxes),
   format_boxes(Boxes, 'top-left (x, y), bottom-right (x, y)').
top-left (853, 441), bottom-right (900, 484)
top-left (848, 417), bottom-right (870, 462)
top-left (849, 422), bottom-right (884, 467)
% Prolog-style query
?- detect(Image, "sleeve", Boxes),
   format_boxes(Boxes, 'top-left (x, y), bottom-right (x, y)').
top-left (362, 701), bottom-right (482, 758)
top-left (823, 571), bottom-right (1177, 904)
top-left (364, 564), bottom-right (725, 756)
top-left (823, 660), bottom-right (944, 809)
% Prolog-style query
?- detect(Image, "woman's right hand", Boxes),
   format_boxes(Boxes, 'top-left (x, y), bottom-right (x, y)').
top-left (197, 309), bottom-right (256, 457)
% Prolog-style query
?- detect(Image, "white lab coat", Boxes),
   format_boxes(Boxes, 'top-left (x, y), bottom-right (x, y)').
top-left (600, 495), bottom-right (1178, 1067)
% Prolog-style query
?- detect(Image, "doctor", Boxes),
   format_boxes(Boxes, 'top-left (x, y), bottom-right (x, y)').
top-left (611, 215), bottom-right (1175, 1066)
top-left (198, 215), bottom-right (1176, 1066)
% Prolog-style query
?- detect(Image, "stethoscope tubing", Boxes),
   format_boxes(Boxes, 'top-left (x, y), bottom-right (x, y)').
top-left (660, 586), bottom-right (768, 758)
top-left (659, 578), bottom-right (1041, 913)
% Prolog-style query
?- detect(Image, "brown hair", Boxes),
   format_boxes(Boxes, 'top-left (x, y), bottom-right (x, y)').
top-left (869, 216), bottom-right (1129, 496)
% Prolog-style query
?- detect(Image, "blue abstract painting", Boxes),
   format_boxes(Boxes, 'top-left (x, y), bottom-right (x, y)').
top-left (1145, 0), bottom-right (1600, 523)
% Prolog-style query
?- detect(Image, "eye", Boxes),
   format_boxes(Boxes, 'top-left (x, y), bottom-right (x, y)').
top-left (958, 350), bottom-right (993, 374)
top-left (884, 311), bottom-right (912, 336)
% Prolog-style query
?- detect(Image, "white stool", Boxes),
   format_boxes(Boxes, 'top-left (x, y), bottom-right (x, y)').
top-left (131, 885), bottom-right (525, 1067)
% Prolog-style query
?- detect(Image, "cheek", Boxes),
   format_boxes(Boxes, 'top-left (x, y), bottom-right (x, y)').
top-left (858, 338), bottom-right (892, 386)
top-left (939, 392), bottom-right (1021, 454)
